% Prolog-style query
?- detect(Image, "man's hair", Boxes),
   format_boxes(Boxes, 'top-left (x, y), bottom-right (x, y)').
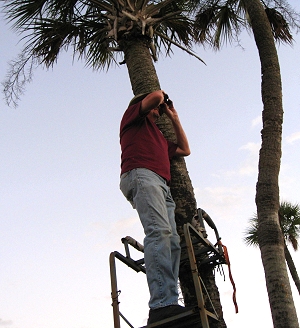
top-left (128, 92), bottom-right (150, 107)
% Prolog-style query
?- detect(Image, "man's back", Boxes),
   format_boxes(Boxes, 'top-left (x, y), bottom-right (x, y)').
top-left (120, 101), bottom-right (177, 182)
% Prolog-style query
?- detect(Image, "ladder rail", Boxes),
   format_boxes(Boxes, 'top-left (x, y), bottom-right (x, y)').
top-left (183, 224), bottom-right (212, 328)
top-left (110, 222), bottom-right (224, 327)
top-left (110, 252), bottom-right (121, 328)
top-left (110, 239), bottom-right (147, 328)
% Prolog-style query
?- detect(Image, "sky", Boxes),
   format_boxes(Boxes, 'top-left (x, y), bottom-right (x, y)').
top-left (0, 2), bottom-right (300, 328)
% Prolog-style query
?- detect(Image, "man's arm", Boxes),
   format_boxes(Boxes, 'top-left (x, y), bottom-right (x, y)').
top-left (140, 90), bottom-right (164, 116)
top-left (163, 101), bottom-right (191, 157)
top-left (139, 90), bottom-right (190, 156)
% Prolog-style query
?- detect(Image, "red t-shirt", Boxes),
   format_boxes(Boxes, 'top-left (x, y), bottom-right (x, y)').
top-left (120, 101), bottom-right (177, 183)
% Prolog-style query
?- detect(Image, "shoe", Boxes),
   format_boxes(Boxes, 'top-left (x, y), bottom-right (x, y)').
top-left (147, 304), bottom-right (192, 325)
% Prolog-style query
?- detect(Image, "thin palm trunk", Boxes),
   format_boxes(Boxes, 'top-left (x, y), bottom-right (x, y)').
top-left (243, 0), bottom-right (299, 326)
top-left (284, 243), bottom-right (300, 295)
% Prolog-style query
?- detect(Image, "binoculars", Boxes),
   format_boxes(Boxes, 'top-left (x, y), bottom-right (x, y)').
top-left (158, 93), bottom-right (173, 116)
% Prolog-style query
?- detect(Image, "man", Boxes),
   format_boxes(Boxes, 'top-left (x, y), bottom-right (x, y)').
top-left (119, 90), bottom-right (191, 324)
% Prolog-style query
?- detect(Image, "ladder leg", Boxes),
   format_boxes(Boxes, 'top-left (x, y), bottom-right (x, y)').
top-left (110, 252), bottom-right (121, 328)
top-left (183, 224), bottom-right (210, 328)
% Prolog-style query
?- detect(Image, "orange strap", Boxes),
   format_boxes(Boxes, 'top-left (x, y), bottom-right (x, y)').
top-left (218, 240), bottom-right (239, 313)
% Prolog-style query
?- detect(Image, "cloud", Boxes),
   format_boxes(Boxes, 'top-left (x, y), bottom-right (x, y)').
top-left (286, 131), bottom-right (300, 144)
top-left (194, 143), bottom-right (260, 220)
top-left (195, 184), bottom-right (255, 221)
top-left (239, 142), bottom-right (260, 155)
top-left (111, 216), bottom-right (139, 233)
top-left (236, 142), bottom-right (260, 176)
top-left (251, 116), bottom-right (261, 128)
top-left (0, 319), bottom-right (13, 326)
top-left (238, 163), bottom-right (257, 176)
top-left (214, 142), bottom-right (259, 178)
top-left (203, 142), bottom-right (260, 183)
top-left (100, 215), bottom-right (143, 250)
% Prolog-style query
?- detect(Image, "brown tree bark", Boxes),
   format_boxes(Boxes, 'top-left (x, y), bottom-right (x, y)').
top-left (123, 35), bottom-right (226, 327)
top-left (243, 0), bottom-right (299, 326)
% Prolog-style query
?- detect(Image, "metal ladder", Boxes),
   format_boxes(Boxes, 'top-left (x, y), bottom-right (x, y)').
top-left (109, 209), bottom-right (226, 328)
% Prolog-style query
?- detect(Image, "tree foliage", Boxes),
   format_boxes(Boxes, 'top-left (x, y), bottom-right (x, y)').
top-left (245, 201), bottom-right (300, 250)
top-left (244, 200), bottom-right (300, 296)
top-left (1, 0), bottom-right (204, 107)
top-left (192, 0), bottom-right (300, 49)
top-left (2, 0), bottom-right (300, 107)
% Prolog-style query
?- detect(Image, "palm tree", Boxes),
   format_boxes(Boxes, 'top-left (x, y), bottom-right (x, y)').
top-left (1, 0), bottom-right (226, 326)
top-left (245, 2), bottom-right (298, 327)
top-left (245, 201), bottom-right (300, 295)
top-left (192, 0), bottom-right (299, 326)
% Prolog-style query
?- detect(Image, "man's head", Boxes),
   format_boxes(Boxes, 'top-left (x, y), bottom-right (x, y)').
top-left (128, 90), bottom-right (171, 122)
top-left (128, 92), bottom-right (150, 107)
top-left (129, 91), bottom-right (161, 122)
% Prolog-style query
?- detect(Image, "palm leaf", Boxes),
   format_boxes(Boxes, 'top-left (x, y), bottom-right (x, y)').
top-left (245, 201), bottom-right (300, 251)
top-left (2, 0), bottom-right (206, 106)
top-left (265, 7), bottom-right (293, 44)
top-left (244, 215), bottom-right (259, 247)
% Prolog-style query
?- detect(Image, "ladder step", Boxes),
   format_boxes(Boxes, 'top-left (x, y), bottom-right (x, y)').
top-left (205, 309), bottom-right (218, 321)
top-left (140, 308), bottom-right (200, 328)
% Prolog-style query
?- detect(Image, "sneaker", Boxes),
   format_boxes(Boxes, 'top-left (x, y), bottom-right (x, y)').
top-left (147, 304), bottom-right (192, 325)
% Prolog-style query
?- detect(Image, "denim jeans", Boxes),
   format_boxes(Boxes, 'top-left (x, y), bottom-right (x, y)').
top-left (120, 168), bottom-right (181, 309)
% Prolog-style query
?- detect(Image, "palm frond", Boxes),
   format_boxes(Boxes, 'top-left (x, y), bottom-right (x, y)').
top-left (194, 0), bottom-right (244, 49)
top-left (272, 0), bottom-right (300, 31)
top-left (2, 50), bottom-right (37, 108)
top-left (146, 0), bottom-right (179, 17)
top-left (265, 6), bottom-right (293, 44)
top-left (279, 201), bottom-right (300, 250)
top-left (155, 30), bottom-right (205, 63)
top-left (244, 215), bottom-right (259, 247)
top-left (245, 201), bottom-right (300, 251)
top-left (86, 0), bottom-right (115, 13)
top-left (194, 3), bottom-right (219, 45)
top-left (1, 0), bottom-right (205, 105)
top-left (85, 38), bottom-right (119, 70)
top-left (3, 0), bottom-right (47, 29)
top-left (214, 4), bottom-right (241, 48)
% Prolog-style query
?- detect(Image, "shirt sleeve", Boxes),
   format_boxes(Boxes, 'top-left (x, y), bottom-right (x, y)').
top-left (120, 101), bottom-right (143, 136)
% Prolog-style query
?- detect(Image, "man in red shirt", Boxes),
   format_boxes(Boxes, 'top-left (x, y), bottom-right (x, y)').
top-left (120, 90), bottom-right (191, 324)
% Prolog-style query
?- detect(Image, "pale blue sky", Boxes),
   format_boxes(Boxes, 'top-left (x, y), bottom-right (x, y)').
top-left (1, 2), bottom-right (300, 327)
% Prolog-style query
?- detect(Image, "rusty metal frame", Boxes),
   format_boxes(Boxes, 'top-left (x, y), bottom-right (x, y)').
top-left (110, 223), bottom-right (224, 328)
top-left (183, 223), bottom-right (221, 328)
top-left (110, 239), bottom-right (146, 328)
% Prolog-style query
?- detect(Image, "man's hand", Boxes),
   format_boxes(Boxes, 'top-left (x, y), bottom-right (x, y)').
top-left (163, 100), bottom-right (179, 122)
top-left (161, 97), bottom-right (191, 157)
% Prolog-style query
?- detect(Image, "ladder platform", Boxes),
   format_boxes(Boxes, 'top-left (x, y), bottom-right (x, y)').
top-left (140, 307), bottom-right (201, 328)
top-left (110, 220), bottom-right (223, 328)
top-left (180, 223), bottom-right (226, 267)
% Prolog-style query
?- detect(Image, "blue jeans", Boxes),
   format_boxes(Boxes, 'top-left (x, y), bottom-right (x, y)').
top-left (120, 168), bottom-right (181, 309)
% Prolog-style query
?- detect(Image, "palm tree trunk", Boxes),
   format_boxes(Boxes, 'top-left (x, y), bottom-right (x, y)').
top-left (122, 37), bottom-right (161, 94)
top-left (284, 243), bottom-right (300, 295)
top-left (122, 36), bottom-right (226, 327)
top-left (243, 0), bottom-right (299, 327)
